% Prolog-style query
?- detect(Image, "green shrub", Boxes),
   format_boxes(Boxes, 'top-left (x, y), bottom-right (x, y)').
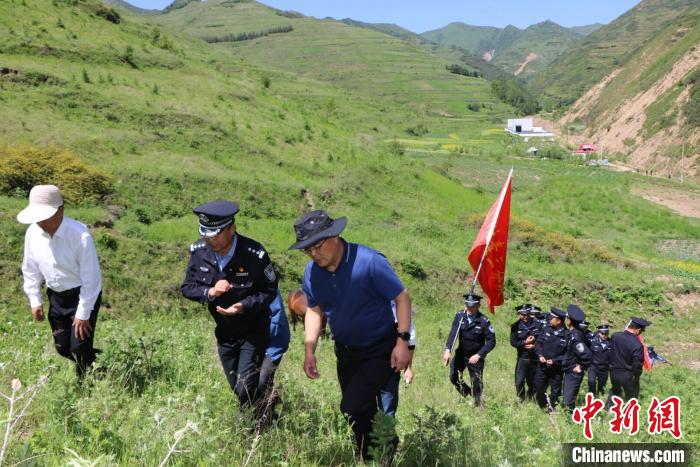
top-left (400, 258), bottom-right (427, 280)
top-left (683, 83), bottom-right (700, 128)
top-left (0, 145), bottom-right (112, 203)
top-left (94, 5), bottom-right (120, 24)
top-left (405, 124), bottom-right (428, 137)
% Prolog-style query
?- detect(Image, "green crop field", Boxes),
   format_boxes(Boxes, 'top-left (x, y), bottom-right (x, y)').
top-left (0, 0), bottom-right (698, 465)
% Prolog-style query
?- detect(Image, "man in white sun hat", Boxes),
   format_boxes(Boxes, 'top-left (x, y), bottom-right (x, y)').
top-left (17, 185), bottom-right (102, 380)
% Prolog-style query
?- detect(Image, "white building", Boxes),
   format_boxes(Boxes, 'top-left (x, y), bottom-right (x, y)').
top-left (505, 118), bottom-right (555, 138)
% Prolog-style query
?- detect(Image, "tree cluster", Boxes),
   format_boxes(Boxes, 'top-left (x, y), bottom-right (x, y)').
top-left (491, 79), bottom-right (541, 115)
top-left (445, 64), bottom-right (482, 78)
top-left (203, 25), bottom-right (293, 44)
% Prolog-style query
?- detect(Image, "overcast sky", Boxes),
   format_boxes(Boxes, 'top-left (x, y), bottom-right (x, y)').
top-left (127, 0), bottom-right (643, 32)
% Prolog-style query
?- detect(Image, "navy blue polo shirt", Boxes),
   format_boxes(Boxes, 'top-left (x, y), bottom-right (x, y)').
top-left (302, 240), bottom-right (405, 347)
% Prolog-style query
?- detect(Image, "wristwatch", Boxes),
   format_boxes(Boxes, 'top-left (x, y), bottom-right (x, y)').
top-left (397, 332), bottom-right (411, 342)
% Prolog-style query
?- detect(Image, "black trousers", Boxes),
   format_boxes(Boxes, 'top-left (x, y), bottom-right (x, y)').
top-left (534, 363), bottom-right (563, 410)
top-left (256, 355), bottom-right (282, 418)
top-left (515, 357), bottom-right (537, 402)
top-left (450, 350), bottom-right (485, 405)
top-left (563, 370), bottom-right (585, 410)
top-left (217, 332), bottom-right (267, 409)
top-left (588, 365), bottom-right (609, 396)
top-left (335, 337), bottom-right (395, 460)
top-left (605, 369), bottom-right (640, 409)
top-left (47, 287), bottom-right (101, 378)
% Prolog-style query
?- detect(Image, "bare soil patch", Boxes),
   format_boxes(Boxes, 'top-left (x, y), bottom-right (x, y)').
top-left (632, 185), bottom-right (700, 219)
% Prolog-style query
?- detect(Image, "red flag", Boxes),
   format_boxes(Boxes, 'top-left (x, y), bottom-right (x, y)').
top-left (468, 168), bottom-right (513, 313)
top-left (637, 334), bottom-right (653, 372)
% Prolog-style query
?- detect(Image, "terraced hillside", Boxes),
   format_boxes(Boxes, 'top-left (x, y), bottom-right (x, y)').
top-left (153, 0), bottom-right (513, 150)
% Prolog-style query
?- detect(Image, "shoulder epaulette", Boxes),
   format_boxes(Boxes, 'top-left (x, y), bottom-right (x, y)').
top-left (246, 246), bottom-right (267, 260)
top-left (189, 240), bottom-right (206, 253)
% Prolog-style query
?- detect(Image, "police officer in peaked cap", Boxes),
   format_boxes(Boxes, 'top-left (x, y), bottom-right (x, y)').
top-left (605, 317), bottom-right (651, 408)
top-left (443, 293), bottom-right (496, 407)
top-left (534, 307), bottom-right (569, 411)
top-left (588, 324), bottom-right (612, 396)
top-left (181, 200), bottom-right (278, 415)
top-left (562, 304), bottom-right (592, 411)
top-left (510, 304), bottom-right (540, 402)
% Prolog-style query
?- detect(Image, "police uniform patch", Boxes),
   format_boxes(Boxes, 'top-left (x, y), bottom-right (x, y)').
top-left (489, 325), bottom-right (494, 333)
top-left (576, 342), bottom-right (585, 353)
top-left (264, 264), bottom-right (276, 281)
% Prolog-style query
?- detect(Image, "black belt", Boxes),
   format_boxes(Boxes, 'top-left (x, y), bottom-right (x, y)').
top-left (48, 286), bottom-right (81, 297)
top-left (335, 331), bottom-right (396, 353)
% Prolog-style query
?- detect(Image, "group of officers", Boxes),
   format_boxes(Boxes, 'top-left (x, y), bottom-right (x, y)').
top-left (442, 294), bottom-right (652, 413)
top-left (16, 184), bottom-right (654, 462)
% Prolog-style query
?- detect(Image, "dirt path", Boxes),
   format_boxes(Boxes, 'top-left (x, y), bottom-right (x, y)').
top-left (632, 185), bottom-right (700, 219)
top-left (514, 52), bottom-right (537, 76)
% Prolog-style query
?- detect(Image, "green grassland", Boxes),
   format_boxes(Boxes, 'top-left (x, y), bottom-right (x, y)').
top-left (0, 0), bottom-right (698, 465)
top-left (530, 0), bottom-right (699, 107)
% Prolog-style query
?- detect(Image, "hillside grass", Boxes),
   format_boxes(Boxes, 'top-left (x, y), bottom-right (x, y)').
top-left (0, 0), bottom-right (698, 465)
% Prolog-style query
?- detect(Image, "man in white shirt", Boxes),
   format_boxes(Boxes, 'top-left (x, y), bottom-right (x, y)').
top-left (17, 185), bottom-right (102, 380)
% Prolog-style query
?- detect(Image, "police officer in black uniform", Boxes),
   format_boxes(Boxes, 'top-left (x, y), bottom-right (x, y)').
top-left (443, 293), bottom-right (496, 407)
top-left (510, 304), bottom-right (540, 402)
top-left (181, 200), bottom-right (278, 412)
top-left (588, 324), bottom-right (612, 396)
top-left (562, 304), bottom-right (592, 411)
top-left (606, 317), bottom-right (650, 408)
top-left (534, 307), bottom-right (569, 411)
top-left (580, 320), bottom-right (592, 344)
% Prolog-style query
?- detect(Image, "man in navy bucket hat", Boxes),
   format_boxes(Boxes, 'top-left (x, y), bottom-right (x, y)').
top-left (290, 210), bottom-right (412, 461)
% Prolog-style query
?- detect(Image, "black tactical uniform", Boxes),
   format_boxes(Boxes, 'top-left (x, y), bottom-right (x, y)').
top-left (588, 326), bottom-right (612, 396)
top-left (606, 317), bottom-right (650, 407)
top-left (510, 304), bottom-right (540, 402)
top-left (445, 294), bottom-right (496, 406)
top-left (534, 307), bottom-right (569, 411)
top-left (181, 201), bottom-right (278, 410)
top-left (562, 305), bottom-right (592, 410)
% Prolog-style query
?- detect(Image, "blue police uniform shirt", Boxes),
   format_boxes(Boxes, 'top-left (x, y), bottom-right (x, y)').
top-left (266, 290), bottom-right (291, 363)
top-left (214, 236), bottom-right (238, 272)
top-left (302, 240), bottom-right (405, 347)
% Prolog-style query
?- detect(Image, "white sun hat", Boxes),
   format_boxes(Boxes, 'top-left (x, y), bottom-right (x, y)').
top-left (16, 185), bottom-right (63, 224)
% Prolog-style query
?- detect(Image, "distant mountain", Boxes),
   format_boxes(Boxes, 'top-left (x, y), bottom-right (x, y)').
top-left (531, 0), bottom-right (699, 107)
top-left (339, 18), bottom-right (426, 45)
top-left (569, 23), bottom-right (603, 36)
top-left (103, 0), bottom-right (160, 15)
top-left (421, 20), bottom-right (585, 77)
top-left (337, 18), bottom-right (509, 80)
top-left (421, 23), bottom-right (500, 54)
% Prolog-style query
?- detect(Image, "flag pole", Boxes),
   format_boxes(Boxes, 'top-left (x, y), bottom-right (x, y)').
top-left (448, 167), bottom-right (513, 355)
